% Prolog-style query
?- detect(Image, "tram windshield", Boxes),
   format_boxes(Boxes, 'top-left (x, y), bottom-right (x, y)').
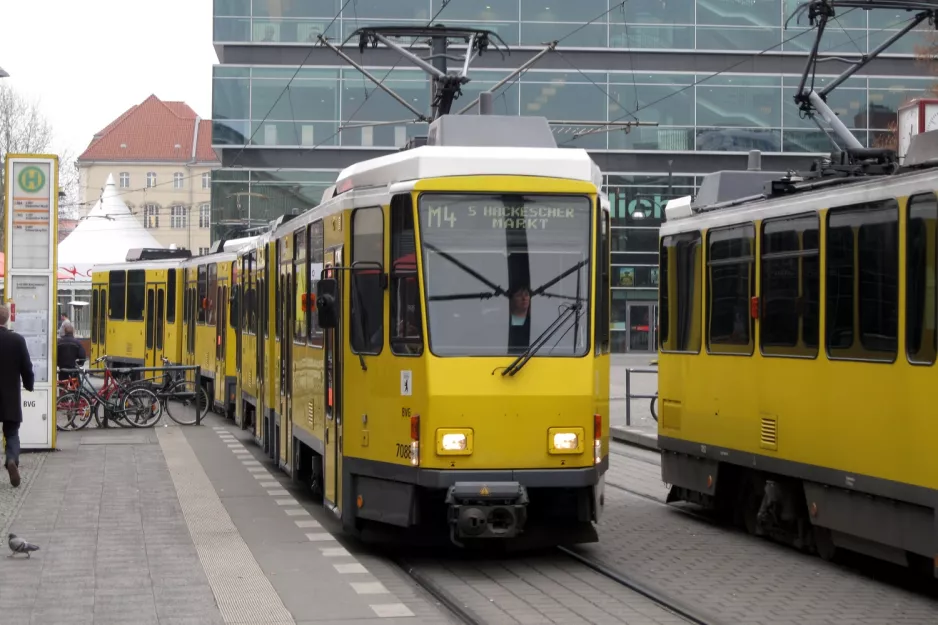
top-left (417, 193), bottom-right (592, 357)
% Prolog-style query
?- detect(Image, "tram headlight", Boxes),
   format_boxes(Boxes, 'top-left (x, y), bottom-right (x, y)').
top-left (553, 432), bottom-right (579, 450)
top-left (548, 428), bottom-right (585, 454)
top-left (435, 429), bottom-right (473, 455)
top-left (441, 433), bottom-right (467, 451)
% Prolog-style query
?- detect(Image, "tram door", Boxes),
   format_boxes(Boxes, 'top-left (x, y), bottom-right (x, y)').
top-left (144, 282), bottom-right (164, 368)
top-left (323, 247), bottom-right (343, 515)
top-left (279, 267), bottom-right (293, 465)
top-left (256, 249), bottom-right (267, 436)
top-left (215, 280), bottom-right (228, 409)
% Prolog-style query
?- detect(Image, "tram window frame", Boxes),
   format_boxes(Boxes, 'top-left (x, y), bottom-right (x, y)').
top-left (309, 220), bottom-right (324, 347)
top-left (145, 288), bottom-right (155, 349)
top-left (595, 204), bottom-right (611, 355)
top-left (108, 271), bottom-right (126, 320)
top-left (91, 290), bottom-right (99, 344)
top-left (826, 200), bottom-right (899, 362)
top-left (264, 244), bottom-right (271, 340)
top-left (156, 289), bottom-right (165, 350)
top-left (907, 193), bottom-right (938, 365)
top-left (706, 224), bottom-right (755, 356)
top-left (350, 205), bottom-right (385, 356)
top-left (126, 269), bottom-right (146, 321)
top-left (760, 213), bottom-right (820, 358)
top-left (389, 194), bottom-right (423, 357)
top-left (197, 265), bottom-right (207, 324)
top-left (167, 269), bottom-right (177, 323)
top-left (293, 228), bottom-right (308, 344)
top-left (659, 231), bottom-right (702, 354)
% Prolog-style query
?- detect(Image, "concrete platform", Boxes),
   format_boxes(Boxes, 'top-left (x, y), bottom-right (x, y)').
top-left (610, 425), bottom-right (658, 451)
top-left (0, 416), bottom-right (448, 625)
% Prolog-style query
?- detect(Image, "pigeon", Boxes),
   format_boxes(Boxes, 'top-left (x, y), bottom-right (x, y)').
top-left (8, 533), bottom-right (39, 558)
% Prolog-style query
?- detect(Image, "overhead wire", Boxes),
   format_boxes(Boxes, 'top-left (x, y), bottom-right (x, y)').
top-left (557, 10), bottom-right (920, 147)
top-left (61, 9), bottom-right (925, 213)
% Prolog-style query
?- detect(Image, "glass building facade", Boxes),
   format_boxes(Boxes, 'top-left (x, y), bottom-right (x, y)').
top-left (211, 0), bottom-right (934, 351)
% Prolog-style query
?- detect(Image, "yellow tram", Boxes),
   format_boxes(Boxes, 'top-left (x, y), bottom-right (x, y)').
top-left (234, 116), bottom-right (611, 545)
top-left (95, 115), bottom-right (611, 545)
top-left (658, 139), bottom-right (938, 575)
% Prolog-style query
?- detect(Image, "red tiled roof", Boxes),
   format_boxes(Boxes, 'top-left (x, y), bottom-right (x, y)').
top-left (78, 94), bottom-right (219, 164)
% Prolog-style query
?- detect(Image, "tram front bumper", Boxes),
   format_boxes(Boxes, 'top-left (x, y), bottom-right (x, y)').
top-left (445, 481), bottom-right (529, 540)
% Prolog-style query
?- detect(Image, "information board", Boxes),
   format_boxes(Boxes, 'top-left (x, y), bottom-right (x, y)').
top-left (4, 154), bottom-right (58, 450)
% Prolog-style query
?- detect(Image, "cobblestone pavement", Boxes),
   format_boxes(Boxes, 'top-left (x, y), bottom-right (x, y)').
top-left (405, 553), bottom-right (689, 625)
top-left (581, 442), bottom-right (938, 625)
top-left (0, 452), bottom-right (46, 535)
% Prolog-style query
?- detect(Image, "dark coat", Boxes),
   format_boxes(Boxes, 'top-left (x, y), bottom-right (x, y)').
top-left (57, 335), bottom-right (86, 380)
top-left (0, 326), bottom-right (35, 423)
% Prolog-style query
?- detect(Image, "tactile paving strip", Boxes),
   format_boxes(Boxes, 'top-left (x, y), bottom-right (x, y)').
top-left (157, 427), bottom-right (297, 624)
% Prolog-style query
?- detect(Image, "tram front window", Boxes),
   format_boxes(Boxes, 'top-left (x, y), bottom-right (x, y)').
top-left (418, 193), bottom-right (592, 357)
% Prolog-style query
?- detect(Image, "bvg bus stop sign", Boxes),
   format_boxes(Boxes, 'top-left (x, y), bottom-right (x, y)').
top-left (3, 154), bottom-right (59, 450)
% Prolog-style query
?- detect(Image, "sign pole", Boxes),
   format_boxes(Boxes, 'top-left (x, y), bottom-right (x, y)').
top-left (3, 154), bottom-right (58, 450)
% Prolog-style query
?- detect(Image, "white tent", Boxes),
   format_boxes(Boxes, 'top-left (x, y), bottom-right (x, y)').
top-left (58, 173), bottom-right (163, 281)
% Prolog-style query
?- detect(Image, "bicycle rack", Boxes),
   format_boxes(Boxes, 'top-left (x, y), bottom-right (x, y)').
top-left (625, 366), bottom-right (658, 426)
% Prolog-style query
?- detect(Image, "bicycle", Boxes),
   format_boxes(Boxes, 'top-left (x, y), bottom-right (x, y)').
top-left (56, 356), bottom-right (162, 430)
top-left (127, 356), bottom-right (208, 426)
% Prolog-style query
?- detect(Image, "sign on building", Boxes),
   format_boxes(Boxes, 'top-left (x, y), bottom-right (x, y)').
top-left (3, 154), bottom-right (58, 450)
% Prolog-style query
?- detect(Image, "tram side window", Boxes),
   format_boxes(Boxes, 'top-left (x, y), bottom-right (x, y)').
top-left (126, 270), bottom-right (146, 321)
top-left (761, 214), bottom-right (820, 358)
top-left (275, 241), bottom-right (284, 340)
top-left (707, 224), bottom-right (754, 355)
top-left (659, 232), bottom-right (701, 353)
top-left (167, 270), bottom-right (177, 323)
top-left (390, 195), bottom-right (422, 356)
top-left (351, 206), bottom-right (385, 355)
top-left (197, 265), bottom-right (207, 324)
top-left (294, 228), bottom-right (308, 343)
top-left (91, 290), bottom-right (99, 344)
top-left (109, 271), bottom-right (126, 320)
top-left (309, 221), bottom-right (324, 347)
top-left (907, 193), bottom-right (938, 365)
top-left (826, 200), bottom-right (899, 361)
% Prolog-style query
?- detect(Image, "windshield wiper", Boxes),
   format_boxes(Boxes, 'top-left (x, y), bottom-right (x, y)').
top-left (429, 291), bottom-right (500, 302)
top-left (501, 303), bottom-right (582, 377)
top-left (423, 242), bottom-right (507, 298)
top-left (531, 259), bottom-right (588, 297)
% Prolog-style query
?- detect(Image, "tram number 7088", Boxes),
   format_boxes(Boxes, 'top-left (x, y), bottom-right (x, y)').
top-left (395, 443), bottom-right (412, 459)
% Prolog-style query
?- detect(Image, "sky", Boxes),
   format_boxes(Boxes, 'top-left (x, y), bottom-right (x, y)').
top-left (0, 0), bottom-right (217, 158)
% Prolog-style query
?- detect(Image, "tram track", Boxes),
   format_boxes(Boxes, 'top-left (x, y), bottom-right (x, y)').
top-left (557, 545), bottom-right (724, 625)
top-left (392, 556), bottom-right (485, 625)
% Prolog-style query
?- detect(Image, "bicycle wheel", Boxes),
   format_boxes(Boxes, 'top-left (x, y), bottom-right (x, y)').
top-left (121, 387), bottom-right (163, 428)
top-left (650, 395), bottom-right (658, 422)
top-left (163, 380), bottom-right (208, 426)
top-left (55, 391), bottom-right (95, 431)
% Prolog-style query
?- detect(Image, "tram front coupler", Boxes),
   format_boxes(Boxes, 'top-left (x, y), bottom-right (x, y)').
top-left (446, 482), bottom-right (529, 542)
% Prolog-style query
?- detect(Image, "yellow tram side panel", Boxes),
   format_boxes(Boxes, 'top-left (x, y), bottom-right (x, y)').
top-left (338, 176), bottom-right (607, 475)
top-left (658, 199), bottom-right (937, 493)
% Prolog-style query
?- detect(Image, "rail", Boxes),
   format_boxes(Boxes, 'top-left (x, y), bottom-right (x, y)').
top-left (57, 363), bottom-right (206, 427)
top-left (625, 362), bottom-right (658, 426)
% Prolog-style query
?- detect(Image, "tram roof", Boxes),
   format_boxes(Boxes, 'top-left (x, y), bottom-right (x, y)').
top-left (333, 146), bottom-right (603, 196)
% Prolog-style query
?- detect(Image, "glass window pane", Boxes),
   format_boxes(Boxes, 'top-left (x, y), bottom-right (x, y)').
top-left (783, 87), bottom-right (866, 130)
top-left (697, 85), bottom-right (782, 128)
top-left (612, 228), bottom-right (659, 253)
top-left (214, 17), bottom-right (251, 41)
top-left (216, 0), bottom-right (250, 16)
top-left (342, 79), bottom-right (431, 122)
top-left (521, 0), bottom-right (607, 22)
top-left (350, 0), bottom-right (432, 20)
top-left (214, 77), bottom-right (249, 120)
top-left (696, 26), bottom-right (781, 51)
top-left (697, 0), bottom-right (782, 26)
top-left (253, 0), bottom-right (338, 17)
top-left (520, 81), bottom-right (606, 121)
top-left (610, 24), bottom-right (695, 49)
top-left (433, 0), bottom-right (519, 21)
top-left (621, 0), bottom-right (694, 25)
top-left (521, 22), bottom-right (606, 47)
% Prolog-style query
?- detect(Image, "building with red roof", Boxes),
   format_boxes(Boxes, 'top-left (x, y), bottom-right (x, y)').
top-left (77, 95), bottom-right (219, 254)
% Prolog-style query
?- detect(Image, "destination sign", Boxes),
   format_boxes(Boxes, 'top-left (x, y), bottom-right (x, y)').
top-left (420, 195), bottom-right (590, 231)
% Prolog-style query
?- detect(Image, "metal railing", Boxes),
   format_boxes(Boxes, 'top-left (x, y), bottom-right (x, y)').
top-left (625, 363), bottom-right (658, 426)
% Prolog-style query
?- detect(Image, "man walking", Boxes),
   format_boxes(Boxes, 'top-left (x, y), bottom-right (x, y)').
top-left (0, 303), bottom-right (35, 487)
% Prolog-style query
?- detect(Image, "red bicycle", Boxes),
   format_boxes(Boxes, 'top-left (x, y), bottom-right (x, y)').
top-left (55, 356), bottom-right (161, 430)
